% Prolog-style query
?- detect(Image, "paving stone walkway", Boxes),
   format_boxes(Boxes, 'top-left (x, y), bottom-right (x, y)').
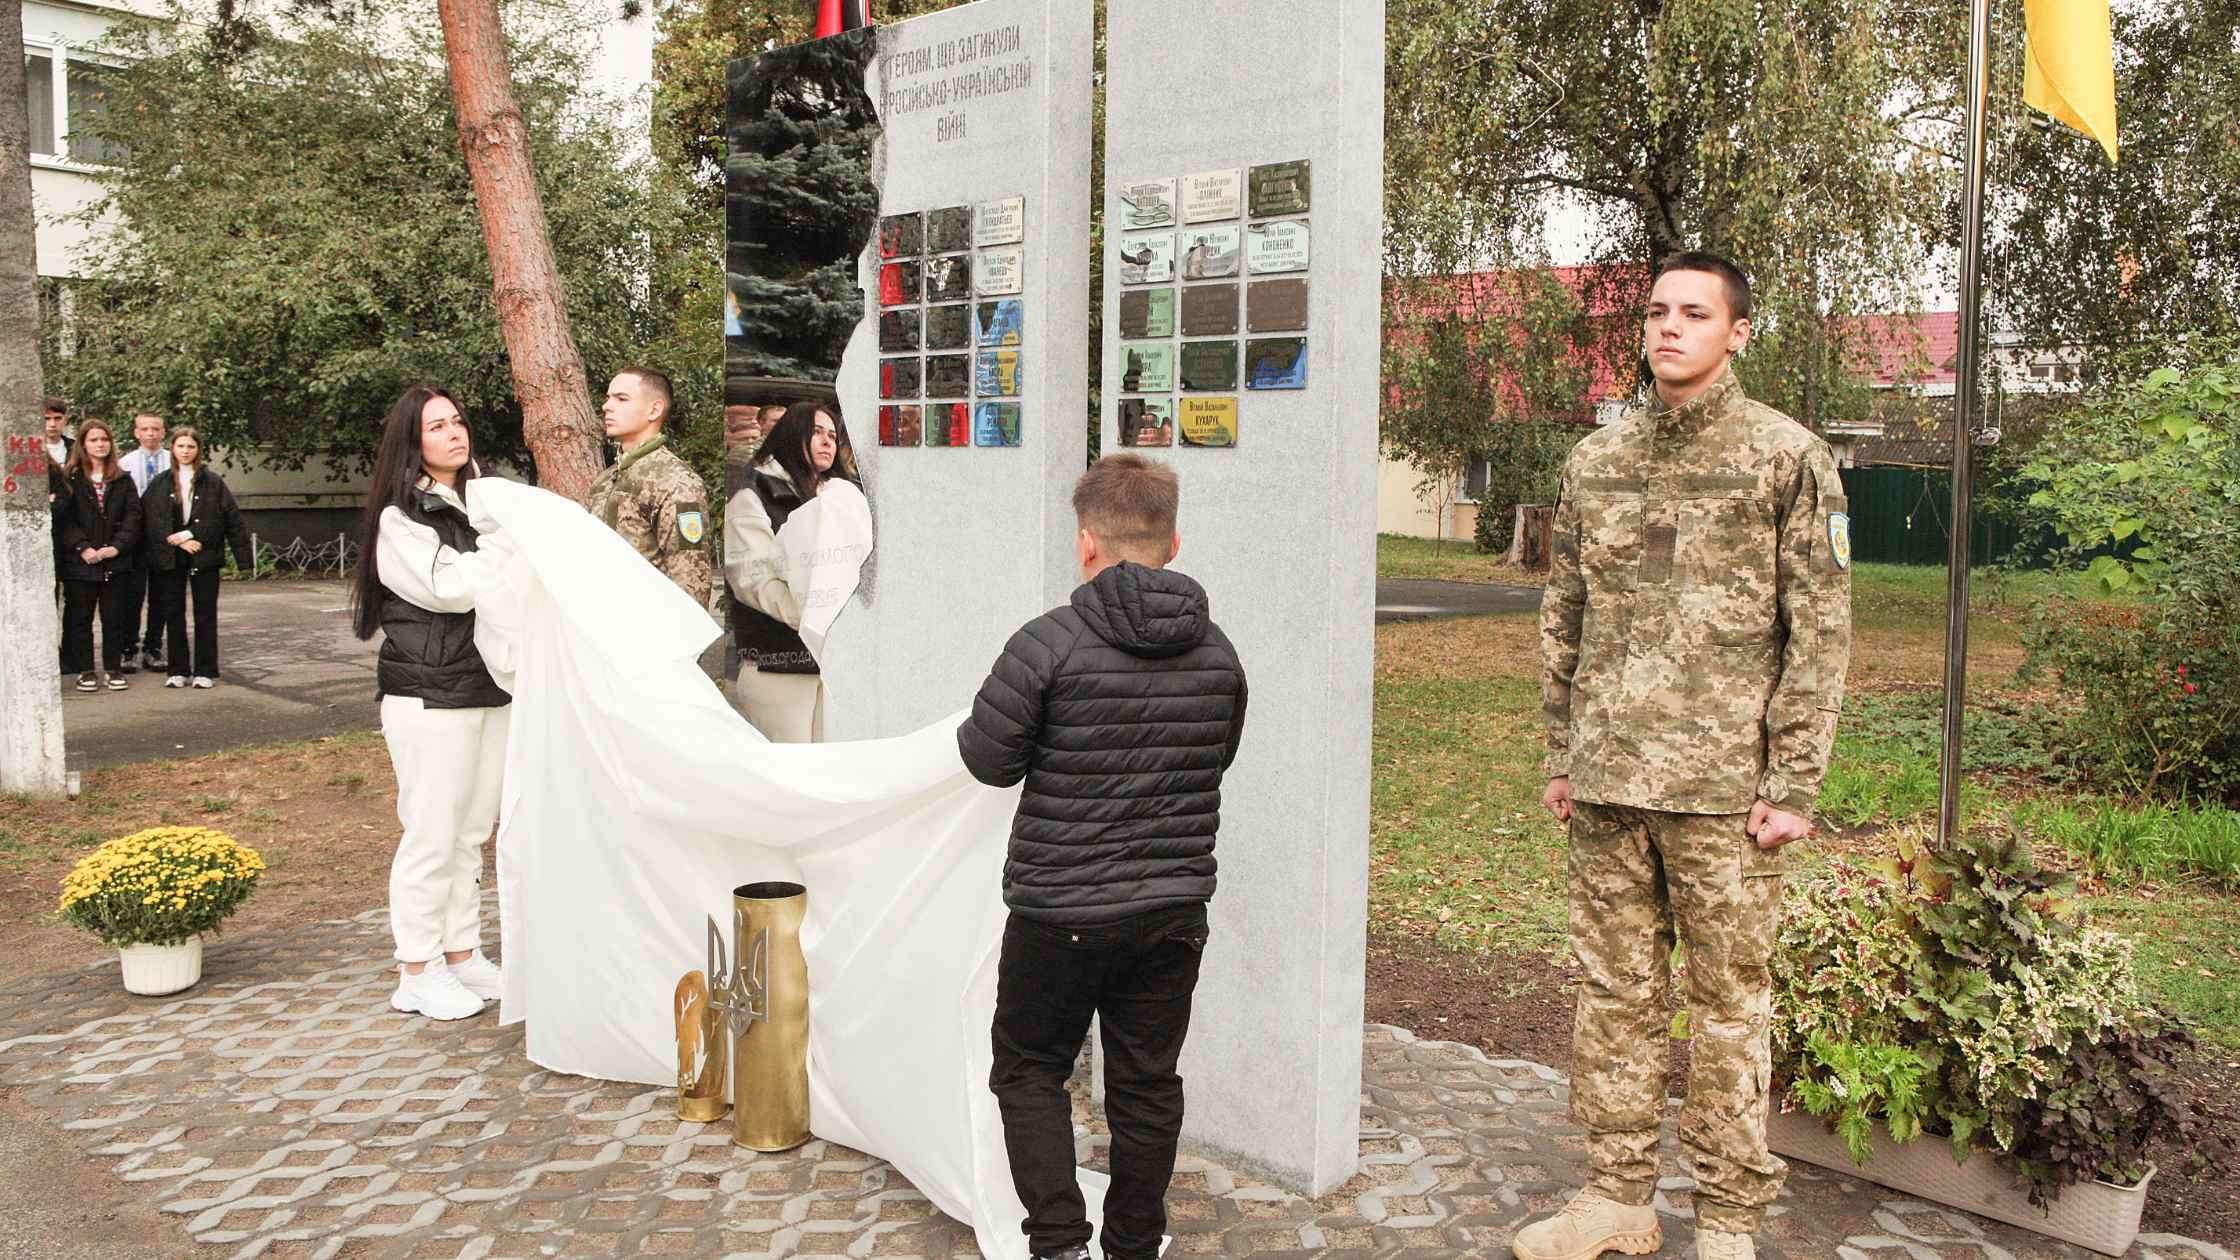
top-left (0, 904), bottom-right (2228, 1260)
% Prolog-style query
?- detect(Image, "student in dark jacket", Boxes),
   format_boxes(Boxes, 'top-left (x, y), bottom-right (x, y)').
top-left (52, 420), bottom-right (143, 693)
top-left (143, 427), bottom-right (252, 689)
top-left (957, 454), bottom-right (1249, 1260)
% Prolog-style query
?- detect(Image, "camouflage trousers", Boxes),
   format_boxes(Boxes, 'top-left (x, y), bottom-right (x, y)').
top-left (1566, 801), bottom-right (1785, 1233)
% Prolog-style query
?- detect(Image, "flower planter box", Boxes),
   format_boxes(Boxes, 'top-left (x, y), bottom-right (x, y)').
top-left (1768, 1107), bottom-right (2152, 1257)
top-left (118, 937), bottom-right (203, 996)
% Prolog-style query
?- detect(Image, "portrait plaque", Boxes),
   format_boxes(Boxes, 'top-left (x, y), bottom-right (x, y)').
top-left (1117, 233), bottom-right (1175, 286)
top-left (1246, 279), bottom-right (1309, 333)
top-left (1246, 221), bottom-right (1310, 274)
top-left (974, 299), bottom-right (1025, 347)
top-left (1119, 288), bottom-right (1176, 340)
top-left (1178, 226), bottom-right (1241, 281)
top-left (879, 260), bottom-right (922, 307)
top-left (878, 404), bottom-right (923, 447)
top-left (1245, 337), bottom-right (1308, 390)
top-left (879, 356), bottom-right (922, 399)
top-left (878, 308), bottom-right (921, 353)
top-left (926, 205), bottom-right (973, 253)
top-left (1178, 340), bottom-right (1239, 392)
top-left (1181, 169), bottom-right (1243, 223)
top-left (975, 348), bottom-right (1023, 398)
top-left (973, 402), bottom-right (1023, 448)
top-left (879, 213), bottom-right (924, 259)
top-left (1178, 284), bottom-right (1239, 337)
top-left (925, 401), bottom-right (972, 447)
top-left (1247, 160), bottom-right (1311, 217)
top-left (1117, 397), bottom-right (1174, 448)
top-left (1117, 178), bottom-right (1178, 230)
top-left (975, 196), bottom-right (1025, 247)
top-left (924, 254), bottom-right (973, 303)
top-left (925, 303), bottom-right (972, 351)
top-left (977, 247), bottom-right (1026, 296)
top-left (1119, 343), bottom-right (1174, 394)
top-left (924, 353), bottom-right (971, 398)
top-left (1179, 397), bottom-right (1239, 448)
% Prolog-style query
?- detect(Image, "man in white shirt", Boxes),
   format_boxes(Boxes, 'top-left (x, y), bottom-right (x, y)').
top-left (116, 411), bottom-right (173, 672)
top-left (42, 398), bottom-right (72, 468)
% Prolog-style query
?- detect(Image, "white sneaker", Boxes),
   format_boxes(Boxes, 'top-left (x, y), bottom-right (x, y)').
top-left (163, 676), bottom-right (186, 689)
top-left (448, 952), bottom-right (503, 1001)
top-left (191, 676), bottom-right (216, 689)
top-left (391, 959), bottom-right (485, 1020)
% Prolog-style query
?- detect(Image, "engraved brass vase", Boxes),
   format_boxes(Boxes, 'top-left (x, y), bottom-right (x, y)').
top-left (707, 880), bottom-right (810, 1152)
top-left (673, 970), bottom-right (727, 1123)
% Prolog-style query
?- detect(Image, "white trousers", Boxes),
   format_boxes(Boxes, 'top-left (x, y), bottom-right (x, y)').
top-left (730, 667), bottom-right (824, 743)
top-left (381, 695), bottom-right (510, 963)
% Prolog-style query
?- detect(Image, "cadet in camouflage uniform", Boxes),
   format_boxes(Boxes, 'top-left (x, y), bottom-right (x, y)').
top-left (582, 368), bottom-right (715, 607)
top-left (1520, 253), bottom-right (1852, 1260)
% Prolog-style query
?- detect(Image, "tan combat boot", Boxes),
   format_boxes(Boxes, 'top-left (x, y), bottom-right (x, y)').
top-left (1511, 1190), bottom-right (1660, 1260)
top-left (1696, 1229), bottom-right (1756, 1260)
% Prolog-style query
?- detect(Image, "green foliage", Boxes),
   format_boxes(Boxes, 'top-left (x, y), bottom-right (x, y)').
top-left (43, 3), bottom-right (656, 475)
top-left (1789, 1034), bottom-right (1929, 1166)
top-left (1814, 692), bottom-right (2065, 827)
top-left (2020, 798), bottom-right (2240, 891)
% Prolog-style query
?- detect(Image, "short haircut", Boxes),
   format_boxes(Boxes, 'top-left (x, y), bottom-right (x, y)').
top-left (1073, 454), bottom-right (1179, 562)
top-left (1654, 250), bottom-right (1753, 322)
top-left (619, 366), bottom-right (675, 425)
top-left (42, 397), bottom-right (65, 414)
top-left (133, 410), bottom-right (165, 426)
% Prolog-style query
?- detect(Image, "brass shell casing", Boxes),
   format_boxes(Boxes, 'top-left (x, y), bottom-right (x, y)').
top-left (673, 971), bottom-right (728, 1123)
top-left (730, 881), bottom-right (810, 1152)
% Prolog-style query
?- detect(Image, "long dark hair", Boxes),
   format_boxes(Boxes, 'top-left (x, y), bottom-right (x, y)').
top-left (64, 419), bottom-right (121, 485)
top-left (351, 385), bottom-right (475, 640)
top-left (750, 400), bottom-right (860, 498)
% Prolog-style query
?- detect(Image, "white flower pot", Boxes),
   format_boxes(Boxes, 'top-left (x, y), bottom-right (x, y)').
top-left (118, 937), bottom-right (203, 996)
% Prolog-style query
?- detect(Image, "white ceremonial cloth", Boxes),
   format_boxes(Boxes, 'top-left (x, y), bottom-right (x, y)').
top-left (464, 479), bottom-right (1102, 1259)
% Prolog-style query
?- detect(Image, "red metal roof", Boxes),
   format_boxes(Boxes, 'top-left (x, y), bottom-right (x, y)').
top-left (1847, 311), bottom-right (1959, 388)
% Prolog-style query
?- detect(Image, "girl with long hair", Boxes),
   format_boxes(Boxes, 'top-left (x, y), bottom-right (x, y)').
top-left (142, 427), bottom-right (252, 688)
top-left (350, 386), bottom-right (512, 1022)
top-left (53, 420), bottom-right (143, 692)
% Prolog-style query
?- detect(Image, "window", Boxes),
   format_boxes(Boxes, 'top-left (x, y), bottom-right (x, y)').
top-left (25, 52), bottom-right (56, 155)
top-left (1461, 460), bottom-right (1492, 504)
top-left (66, 60), bottom-right (124, 165)
top-left (22, 46), bottom-right (128, 166)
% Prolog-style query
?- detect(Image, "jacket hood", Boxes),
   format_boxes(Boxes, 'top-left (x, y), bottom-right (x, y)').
top-left (1072, 562), bottom-right (1210, 659)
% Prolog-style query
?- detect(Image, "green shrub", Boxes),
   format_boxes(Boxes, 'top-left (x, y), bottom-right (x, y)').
top-left (2020, 797), bottom-right (2240, 890)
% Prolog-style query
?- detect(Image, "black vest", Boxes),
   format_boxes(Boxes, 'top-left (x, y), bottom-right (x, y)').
top-left (728, 470), bottom-right (819, 675)
top-left (376, 488), bottom-right (511, 710)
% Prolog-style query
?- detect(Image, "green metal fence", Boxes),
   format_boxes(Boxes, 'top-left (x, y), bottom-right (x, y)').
top-left (1837, 465), bottom-right (2038, 567)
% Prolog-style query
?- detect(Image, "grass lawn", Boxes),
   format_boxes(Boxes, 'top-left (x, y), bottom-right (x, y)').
top-left (1369, 551), bottom-right (2240, 1048)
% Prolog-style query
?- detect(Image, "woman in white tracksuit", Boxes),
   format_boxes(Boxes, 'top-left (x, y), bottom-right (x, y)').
top-left (349, 385), bottom-right (512, 1022)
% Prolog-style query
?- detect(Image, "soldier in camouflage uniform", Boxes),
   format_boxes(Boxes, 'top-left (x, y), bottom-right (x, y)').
top-left (583, 368), bottom-right (715, 607)
top-left (1520, 253), bottom-right (1852, 1260)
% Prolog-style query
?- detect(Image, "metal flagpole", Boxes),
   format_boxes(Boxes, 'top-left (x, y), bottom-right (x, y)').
top-left (1938, 0), bottom-right (1997, 846)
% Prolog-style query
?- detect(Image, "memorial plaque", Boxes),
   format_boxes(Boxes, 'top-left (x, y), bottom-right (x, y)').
top-left (974, 196), bottom-right (1025, 247)
top-left (975, 348), bottom-right (1023, 397)
top-left (926, 205), bottom-right (973, 253)
top-left (1119, 288), bottom-right (1176, 339)
top-left (1118, 397), bottom-right (1174, 448)
top-left (925, 304), bottom-right (972, 351)
top-left (925, 353), bottom-right (971, 398)
top-left (879, 356), bottom-right (922, 399)
top-left (1179, 396), bottom-right (1239, 447)
top-left (1181, 168), bottom-right (1243, 223)
top-left (1119, 343), bottom-right (1174, 393)
top-left (1179, 225), bottom-right (1241, 280)
top-left (879, 309), bottom-right (921, 353)
top-left (1178, 284), bottom-right (1239, 336)
top-left (879, 261), bottom-right (923, 307)
top-left (1248, 160), bottom-right (1311, 217)
top-left (879, 213), bottom-right (923, 259)
top-left (1117, 233), bottom-right (1175, 285)
top-left (1247, 221), bottom-right (1310, 273)
top-left (974, 299), bottom-right (1025, 347)
top-left (878, 404), bottom-right (923, 447)
top-left (1245, 337), bottom-right (1308, 390)
top-left (978, 247), bottom-right (1025, 296)
top-left (1118, 178), bottom-right (1178, 229)
top-left (1246, 278), bottom-right (1309, 333)
top-left (924, 254), bottom-right (973, 303)
top-left (973, 402), bottom-right (1023, 447)
top-left (1179, 340), bottom-right (1239, 391)
top-left (924, 401), bottom-right (972, 447)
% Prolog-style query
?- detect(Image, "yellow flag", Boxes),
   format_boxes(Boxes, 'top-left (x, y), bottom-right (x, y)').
top-left (2023, 0), bottom-right (2120, 162)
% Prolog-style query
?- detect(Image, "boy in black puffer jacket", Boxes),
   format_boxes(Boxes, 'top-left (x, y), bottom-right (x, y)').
top-left (958, 453), bottom-right (1248, 1260)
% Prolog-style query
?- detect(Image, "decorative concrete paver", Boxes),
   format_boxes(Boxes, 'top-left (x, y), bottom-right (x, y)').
top-left (0, 904), bottom-right (2227, 1260)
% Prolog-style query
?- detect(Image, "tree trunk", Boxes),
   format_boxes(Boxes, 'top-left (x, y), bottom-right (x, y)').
top-left (0, 0), bottom-right (68, 795)
top-left (437, 0), bottom-right (606, 500)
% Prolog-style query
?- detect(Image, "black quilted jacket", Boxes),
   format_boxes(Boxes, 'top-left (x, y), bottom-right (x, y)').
top-left (958, 562), bottom-right (1249, 926)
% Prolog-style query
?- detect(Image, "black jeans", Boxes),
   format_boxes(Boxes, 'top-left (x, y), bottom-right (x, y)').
top-left (990, 903), bottom-right (1209, 1259)
top-left (118, 562), bottom-right (164, 659)
top-left (154, 567), bottom-right (223, 679)
top-left (60, 576), bottom-right (135, 674)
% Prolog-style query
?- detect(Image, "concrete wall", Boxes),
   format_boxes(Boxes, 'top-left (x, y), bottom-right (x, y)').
top-left (1375, 456), bottom-right (1480, 542)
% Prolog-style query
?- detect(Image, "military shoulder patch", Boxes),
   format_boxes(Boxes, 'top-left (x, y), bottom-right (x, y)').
top-left (1828, 511), bottom-right (1852, 570)
top-left (676, 507), bottom-right (706, 547)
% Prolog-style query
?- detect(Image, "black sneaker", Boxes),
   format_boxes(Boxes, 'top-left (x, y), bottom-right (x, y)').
top-left (76, 674), bottom-right (98, 692)
top-left (1033, 1249), bottom-right (1092, 1260)
top-left (117, 657), bottom-right (138, 675)
top-left (141, 651), bottom-right (164, 672)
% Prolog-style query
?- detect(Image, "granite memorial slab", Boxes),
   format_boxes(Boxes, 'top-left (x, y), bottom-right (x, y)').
top-left (973, 401), bottom-right (1023, 447)
top-left (974, 299), bottom-right (1025, 347)
top-left (879, 308), bottom-right (921, 353)
top-left (880, 356), bottom-right (922, 399)
top-left (878, 403), bottom-right (923, 446)
top-left (925, 304), bottom-right (972, 350)
top-left (926, 205), bottom-right (973, 253)
top-left (974, 195), bottom-right (1025, 247)
top-left (923, 400), bottom-right (971, 447)
top-left (1119, 288), bottom-right (1176, 339)
top-left (1180, 225), bottom-right (1241, 280)
top-left (1247, 159), bottom-right (1311, 217)
top-left (924, 353), bottom-right (970, 397)
top-left (1119, 343), bottom-right (1174, 393)
top-left (1179, 283), bottom-right (1240, 336)
top-left (1117, 232), bottom-right (1176, 285)
top-left (1246, 278), bottom-right (1310, 333)
top-left (1118, 396), bottom-right (1174, 447)
top-left (1245, 336), bottom-right (1308, 389)
top-left (1246, 220), bottom-right (1310, 273)
top-left (1182, 168), bottom-right (1243, 222)
top-left (976, 247), bottom-right (1025, 295)
top-left (975, 348), bottom-right (1023, 397)
top-left (1178, 340), bottom-right (1240, 391)
top-left (1118, 177), bottom-right (1178, 229)
top-left (924, 254), bottom-right (972, 302)
top-left (879, 212), bottom-right (924, 259)
top-left (1178, 395), bottom-right (1238, 447)
top-left (880, 260), bottom-right (923, 306)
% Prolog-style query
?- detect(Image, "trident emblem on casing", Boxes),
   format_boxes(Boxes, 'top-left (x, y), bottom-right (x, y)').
top-left (707, 908), bottom-right (769, 1038)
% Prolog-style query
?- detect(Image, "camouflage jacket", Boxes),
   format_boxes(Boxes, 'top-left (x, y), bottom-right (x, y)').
top-left (1540, 370), bottom-right (1853, 815)
top-left (582, 435), bottom-right (714, 607)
